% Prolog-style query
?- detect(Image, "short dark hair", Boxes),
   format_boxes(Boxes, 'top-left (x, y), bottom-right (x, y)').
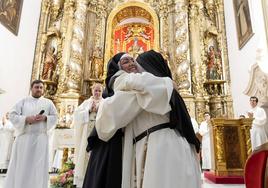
top-left (250, 96), bottom-right (258, 103)
top-left (31, 80), bottom-right (44, 88)
top-left (204, 112), bottom-right (210, 116)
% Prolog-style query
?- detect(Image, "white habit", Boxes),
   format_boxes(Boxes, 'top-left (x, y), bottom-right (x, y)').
top-left (191, 117), bottom-right (199, 134)
top-left (0, 120), bottom-right (14, 169)
top-left (4, 96), bottom-right (57, 188)
top-left (73, 97), bottom-right (102, 187)
top-left (249, 106), bottom-right (268, 150)
top-left (96, 71), bottom-right (201, 188)
top-left (199, 120), bottom-right (212, 170)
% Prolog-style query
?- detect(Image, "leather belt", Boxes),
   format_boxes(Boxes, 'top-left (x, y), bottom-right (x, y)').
top-left (133, 123), bottom-right (170, 144)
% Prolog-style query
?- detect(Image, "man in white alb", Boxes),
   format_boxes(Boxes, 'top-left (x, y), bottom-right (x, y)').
top-left (199, 112), bottom-right (212, 170)
top-left (4, 80), bottom-right (58, 188)
top-left (247, 96), bottom-right (268, 150)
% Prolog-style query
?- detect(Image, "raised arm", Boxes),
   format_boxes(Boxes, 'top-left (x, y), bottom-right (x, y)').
top-left (95, 91), bottom-right (142, 141)
top-left (114, 71), bottom-right (173, 115)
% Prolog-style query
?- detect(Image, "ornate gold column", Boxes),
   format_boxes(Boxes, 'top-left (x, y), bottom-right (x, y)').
top-left (66, 0), bottom-right (88, 94)
top-left (56, 0), bottom-right (89, 128)
top-left (173, 0), bottom-right (192, 95)
top-left (214, 124), bottom-right (226, 173)
top-left (241, 118), bottom-right (253, 159)
top-left (159, 1), bottom-right (170, 63)
top-left (215, 0), bottom-right (234, 118)
top-left (188, 0), bottom-right (207, 122)
top-left (56, 0), bottom-right (75, 96)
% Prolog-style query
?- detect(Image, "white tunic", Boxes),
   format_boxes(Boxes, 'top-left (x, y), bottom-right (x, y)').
top-left (96, 71), bottom-right (201, 188)
top-left (0, 120), bottom-right (14, 169)
top-left (4, 96), bottom-right (57, 188)
top-left (199, 121), bottom-right (212, 170)
top-left (249, 106), bottom-right (268, 150)
top-left (73, 97), bottom-right (102, 187)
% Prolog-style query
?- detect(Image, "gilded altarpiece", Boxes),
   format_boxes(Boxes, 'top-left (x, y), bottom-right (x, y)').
top-left (32, 0), bottom-right (234, 128)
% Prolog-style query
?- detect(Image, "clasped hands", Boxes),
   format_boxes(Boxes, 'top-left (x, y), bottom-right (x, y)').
top-left (26, 115), bottom-right (47, 125)
top-left (247, 112), bottom-right (254, 118)
top-left (90, 102), bottom-right (98, 113)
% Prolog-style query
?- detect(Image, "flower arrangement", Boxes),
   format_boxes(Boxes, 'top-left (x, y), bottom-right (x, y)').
top-left (50, 158), bottom-right (75, 188)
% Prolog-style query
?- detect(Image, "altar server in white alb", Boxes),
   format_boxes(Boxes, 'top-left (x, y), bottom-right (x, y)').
top-left (73, 83), bottom-right (103, 187)
top-left (4, 80), bottom-right (58, 188)
top-left (0, 113), bottom-right (14, 173)
top-left (248, 96), bottom-right (268, 150)
top-left (199, 112), bottom-right (213, 170)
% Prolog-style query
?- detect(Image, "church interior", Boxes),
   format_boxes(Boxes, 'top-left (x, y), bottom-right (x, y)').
top-left (1, 0), bottom-right (268, 187)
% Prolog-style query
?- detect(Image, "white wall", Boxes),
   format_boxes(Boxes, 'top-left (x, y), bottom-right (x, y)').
top-left (224, 0), bottom-right (268, 117)
top-left (0, 0), bottom-right (42, 117)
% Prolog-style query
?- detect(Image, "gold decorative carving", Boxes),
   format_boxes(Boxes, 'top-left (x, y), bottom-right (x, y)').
top-left (211, 118), bottom-right (253, 176)
top-left (174, 2), bottom-right (191, 94)
top-left (104, 1), bottom-right (160, 74)
top-left (31, 0), bottom-right (234, 128)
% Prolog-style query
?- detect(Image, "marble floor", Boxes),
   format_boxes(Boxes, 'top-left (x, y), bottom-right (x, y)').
top-left (0, 173), bottom-right (245, 188)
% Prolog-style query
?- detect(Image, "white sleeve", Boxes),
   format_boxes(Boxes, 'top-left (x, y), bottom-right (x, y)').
top-left (46, 100), bottom-right (58, 130)
top-left (73, 100), bottom-right (92, 125)
top-left (253, 107), bottom-right (267, 126)
top-left (95, 91), bottom-right (142, 141)
top-left (9, 99), bottom-right (27, 133)
top-left (73, 99), bottom-right (92, 161)
top-left (115, 72), bottom-right (173, 115)
top-left (198, 122), bottom-right (209, 136)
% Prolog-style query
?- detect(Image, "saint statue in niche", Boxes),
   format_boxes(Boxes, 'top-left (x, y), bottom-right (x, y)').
top-left (128, 37), bottom-right (144, 59)
top-left (206, 46), bottom-right (222, 80)
top-left (42, 46), bottom-right (57, 81)
top-left (91, 47), bottom-right (103, 79)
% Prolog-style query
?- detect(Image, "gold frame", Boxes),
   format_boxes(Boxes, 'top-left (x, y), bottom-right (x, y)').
top-left (262, 0), bottom-right (268, 47)
top-left (233, 0), bottom-right (254, 49)
top-left (104, 1), bottom-right (160, 73)
top-left (0, 0), bottom-right (24, 35)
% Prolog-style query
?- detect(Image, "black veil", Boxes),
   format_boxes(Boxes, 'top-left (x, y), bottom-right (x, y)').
top-left (136, 50), bottom-right (200, 152)
top-left (83, 52), bottom-right (125, 188)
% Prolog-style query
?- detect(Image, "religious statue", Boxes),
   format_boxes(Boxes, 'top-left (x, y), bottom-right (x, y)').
top-left (206, 46), bottom-right (222, 80)
top-left (124, 25), bottom-right (150, 41)
top-left (91, 47), bottom-right (103, 79)
top-left (128, 37), bottom-right (144, 58)
top-left (124, 27), bottom-right (133, 41)
top-left (42, 46), bottom-right (57, 81)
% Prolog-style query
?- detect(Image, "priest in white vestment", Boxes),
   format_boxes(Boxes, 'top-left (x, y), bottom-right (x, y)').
top-left (73, 83), bottom-right (103, 187)
top-left (4, 80), bottom-right (58, 188)
top-left (248, 96), bottom-right (268, 150)
top-left (96, 52), bottom-right (201, 188)
top-left (0, 113), bottom-right (14, 173)
top-left (199, 112), bottom-right (213, 170)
